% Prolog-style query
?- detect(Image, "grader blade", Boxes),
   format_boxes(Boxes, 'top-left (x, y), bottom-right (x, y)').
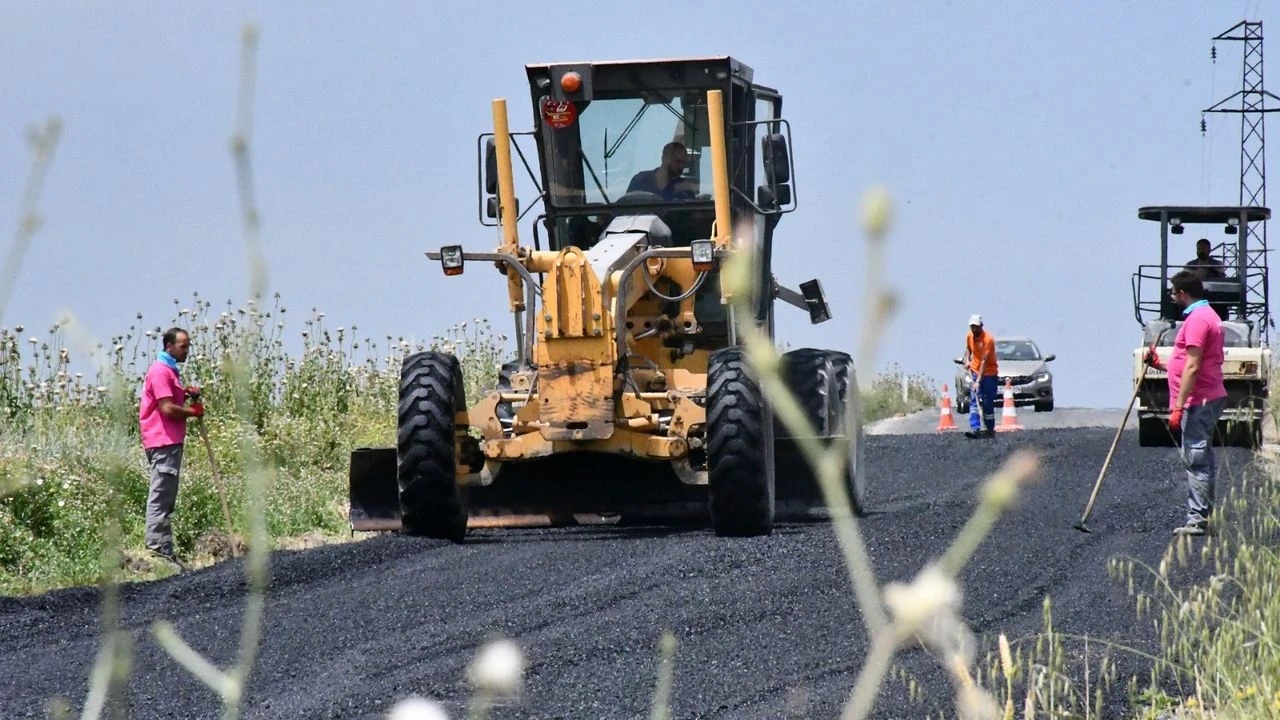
top-left (348, 447), bottom-right (710, 533)
top-left (772, 434), bottom-right (841, 520)
top-left (463, 453), bottom-right (710, 529)
top-left (348, 447), bottom-right (402, 532)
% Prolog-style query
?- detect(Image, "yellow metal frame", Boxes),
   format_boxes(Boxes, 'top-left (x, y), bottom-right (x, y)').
top-left (450, 89), bottom-right (734, 485)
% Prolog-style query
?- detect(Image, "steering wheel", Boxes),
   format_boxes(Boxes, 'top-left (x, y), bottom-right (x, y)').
top-left (617, 191), bottom-right (663, 204)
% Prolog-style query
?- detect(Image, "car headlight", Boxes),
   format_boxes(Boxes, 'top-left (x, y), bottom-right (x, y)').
top-left (1037, 373), bottom-right (1050, 382)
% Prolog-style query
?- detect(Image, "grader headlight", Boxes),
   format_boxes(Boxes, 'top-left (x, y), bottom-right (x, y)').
top-left (440, 245), bottom-right (465, 276)
top-left (690, 239), bottom-right (715, 272)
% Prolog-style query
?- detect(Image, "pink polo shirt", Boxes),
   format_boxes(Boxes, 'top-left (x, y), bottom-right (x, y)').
top-left (1166, 302), bottom-right (1227, 409)
top-left (139, 360), bottom-right (187, 448)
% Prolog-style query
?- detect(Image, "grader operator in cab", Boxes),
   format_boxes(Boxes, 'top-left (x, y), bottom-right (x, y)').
top-left (348, 57), bottom-right (866, 541)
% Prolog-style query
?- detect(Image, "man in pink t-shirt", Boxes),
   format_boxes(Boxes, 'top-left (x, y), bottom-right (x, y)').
top-left (1144, 270), bottom-right (1227, 536)
top-left (138, 327), bottom-right (204, 569)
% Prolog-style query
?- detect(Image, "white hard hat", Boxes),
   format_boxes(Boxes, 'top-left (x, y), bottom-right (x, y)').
top-left (968, 314), bottom-right (983, 326)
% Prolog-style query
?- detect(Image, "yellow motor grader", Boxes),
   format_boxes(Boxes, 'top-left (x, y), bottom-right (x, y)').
top-left (348, 56), bottom-right (866, 540)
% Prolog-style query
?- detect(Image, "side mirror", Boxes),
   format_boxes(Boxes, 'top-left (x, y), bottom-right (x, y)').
top-left (487, 196), bottom-right (518, 219)
top-left (953, 357), bottom-right (964, 365)
top-left (484, 138), bottom-right (498, 196)
top-left (482, 137), bottom-right (519, 220)
top-left (757, 133), bottom-right (793, 213)
top-left (756, 184), bottom-right (792, 207)
top-left (1044, 354), bottom-right (1056, 362)
top-left (762, 133), bottom-right (790, 184)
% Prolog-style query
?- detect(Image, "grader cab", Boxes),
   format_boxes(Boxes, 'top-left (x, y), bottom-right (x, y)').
top-left (348, 56), bottom-right (865, 540)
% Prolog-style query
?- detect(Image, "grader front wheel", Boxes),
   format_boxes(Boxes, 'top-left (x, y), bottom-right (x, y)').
top-left (706, 346), bottom-right (776, 537)
top-left (397, 351), bottom-right (469, 542)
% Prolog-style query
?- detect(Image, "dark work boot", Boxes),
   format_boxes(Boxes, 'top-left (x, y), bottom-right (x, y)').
top-left (148, 543), bottom-right (188, 572)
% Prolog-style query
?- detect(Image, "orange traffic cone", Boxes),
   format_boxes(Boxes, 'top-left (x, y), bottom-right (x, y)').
top-left (937, 383), bottom-right (957, 431)
top-left (996, 378), bottom-right (1023, 432)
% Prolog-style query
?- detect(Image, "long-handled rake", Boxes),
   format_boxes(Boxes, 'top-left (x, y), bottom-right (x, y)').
top-left (1073, 374), bottom-right (1144, 533)
top-left (190, 387), bottom-right (238, 557)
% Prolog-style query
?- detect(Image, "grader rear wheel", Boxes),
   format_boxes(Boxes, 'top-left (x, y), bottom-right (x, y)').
top-left (778, 348), bottom-right (868, 516)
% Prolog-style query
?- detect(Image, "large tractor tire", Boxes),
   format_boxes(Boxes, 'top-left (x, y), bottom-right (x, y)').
top-left (777, 348), bottom-right (868, 516)
top-left (706, 346), bottom-right (776, 537)
top-left (397, 351), bottom-right (469, 541)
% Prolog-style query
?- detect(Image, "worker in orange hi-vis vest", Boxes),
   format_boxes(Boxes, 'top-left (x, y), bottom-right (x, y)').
top-left (962, 314), bottom-right (999, 439)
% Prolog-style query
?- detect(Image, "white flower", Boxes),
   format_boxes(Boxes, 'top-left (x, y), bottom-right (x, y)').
top-left (860, 185), bottom-right (893, 237)
top-left (386, 696), bottom-right (449, 720)
top-left (466, 637), bottom-right (524, 696)
top-left (57, 499), bottom-right (65, 507)
top-left (883, 564), bottom-right (960, 631)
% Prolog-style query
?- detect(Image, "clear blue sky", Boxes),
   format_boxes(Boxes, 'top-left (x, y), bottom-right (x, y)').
top-left (0, 1), bottom-right (1272, 409)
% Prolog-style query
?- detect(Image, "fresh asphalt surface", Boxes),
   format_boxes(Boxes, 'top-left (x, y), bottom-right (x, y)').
top-left (0, 409), bottom-right (1265, 719)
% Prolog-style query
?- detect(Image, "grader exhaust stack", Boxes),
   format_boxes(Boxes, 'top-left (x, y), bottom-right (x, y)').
top-left (348, 57), bottom-right (867, 540)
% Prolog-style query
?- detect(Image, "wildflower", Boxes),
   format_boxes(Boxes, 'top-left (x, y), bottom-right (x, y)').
top-left (860, 185), bottom-right (893, 237)
top-left (387, 696), bottom-right (449, 720)
top-left (57, 499), bottom-right (64, 508)
top-left (955, 684), bottom-right (1001, 720)
top-left (15, 324), bottom-right (23, 333)
top-left (885, 565), bottom-right (960, 625)
top-left (466, 637), bottom-right (524, 696)
top-left (28, 337), bottom-right (37, 345)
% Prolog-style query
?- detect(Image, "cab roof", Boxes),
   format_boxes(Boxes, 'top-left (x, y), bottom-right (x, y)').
top-left (1137, 205), bottom-right (1271, 223)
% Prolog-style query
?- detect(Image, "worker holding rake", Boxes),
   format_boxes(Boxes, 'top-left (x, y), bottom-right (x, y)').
top-left (963, 314), bottom-right (999, 439)
top-left (1144, 271), bottom-right (1227, 536)
top-left (138, 327), bottom-right (205, 570)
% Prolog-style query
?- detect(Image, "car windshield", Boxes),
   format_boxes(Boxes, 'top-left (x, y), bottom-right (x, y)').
top-left (540, 89), bottom-right (713, 209)
top-left (995, 340), bottom-right (1041, 361)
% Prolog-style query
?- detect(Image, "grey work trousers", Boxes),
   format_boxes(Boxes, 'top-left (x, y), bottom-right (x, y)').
top-left (1179, 397), bottom-right (1225, 527)
top-left (145, 443), bottom-right (185, 550)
